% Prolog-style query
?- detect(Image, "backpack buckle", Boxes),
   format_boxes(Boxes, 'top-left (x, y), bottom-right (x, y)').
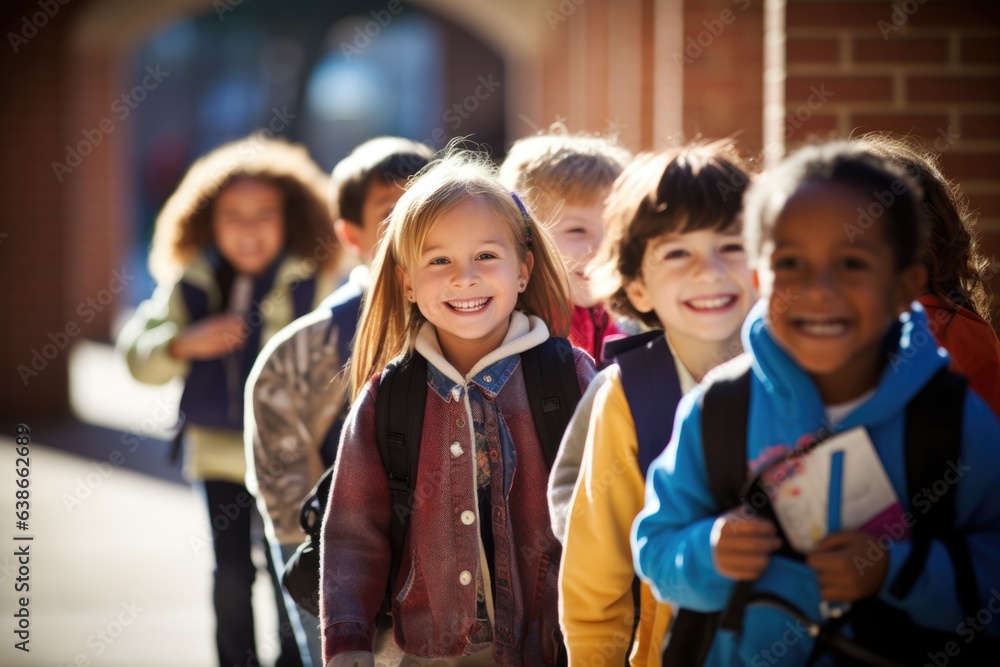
top-left (542, 396), bottom-right (560, 413)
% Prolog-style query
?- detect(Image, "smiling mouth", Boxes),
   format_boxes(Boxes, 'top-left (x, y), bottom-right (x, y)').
top-left (685, 295), bottom-right (737, 311)
top-left (447, 297), bottom-right (491, 312)
top-left (793, 317), bottom-right (849, 337)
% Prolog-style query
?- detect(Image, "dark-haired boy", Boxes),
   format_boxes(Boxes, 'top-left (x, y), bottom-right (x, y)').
top-left (245, 137), bottom-right (432, 666)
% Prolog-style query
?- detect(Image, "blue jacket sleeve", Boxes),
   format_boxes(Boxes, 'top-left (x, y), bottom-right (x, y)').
top-left (631, 389), bottom-right (736, 612)
top-left (878, 392), bottom-right (1000, 636)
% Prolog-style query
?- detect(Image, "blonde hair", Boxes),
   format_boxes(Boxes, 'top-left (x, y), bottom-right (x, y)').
top-left (499, 123), bottom-right (632, 225)
top-left (350, 149), bottom-right (572, 398)
top-left (148, 135), bottom-right (335, 284)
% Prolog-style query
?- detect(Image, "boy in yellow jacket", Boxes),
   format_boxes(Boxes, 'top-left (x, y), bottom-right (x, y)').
top-left (556, 143), bottom-right (755, 666)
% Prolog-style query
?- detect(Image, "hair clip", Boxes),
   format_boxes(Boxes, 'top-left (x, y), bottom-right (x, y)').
top-left (510, 191), bottom-right (533, 250)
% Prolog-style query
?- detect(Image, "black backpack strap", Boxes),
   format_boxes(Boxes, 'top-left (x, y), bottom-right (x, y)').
top-left (700, 359), bottom-right (753, 510)
top-left (663, 360), bottom-right (753, 665)
top-left (613, 333), bottom-right (682, 478)
top-left (375, 353), bottom-right (427, 601)
top-left (521, 337), bottom-right (582, 468)
top-left (889, 368), bottom-right (976, 616)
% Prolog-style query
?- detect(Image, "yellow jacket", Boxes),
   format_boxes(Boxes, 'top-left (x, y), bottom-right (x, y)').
top-left (560, 359), bottom-right (693, 667)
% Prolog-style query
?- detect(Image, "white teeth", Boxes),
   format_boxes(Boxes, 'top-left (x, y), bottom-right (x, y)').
top-left (449, 297), bottom-right (489, 311)
top-left (799, 321), bottom-right (846, 336)
top-left (688, 296), bottom-right (734, 310)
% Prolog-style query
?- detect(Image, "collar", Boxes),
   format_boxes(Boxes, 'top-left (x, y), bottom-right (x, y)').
top-left (414, 310), bottom-right (551, 402)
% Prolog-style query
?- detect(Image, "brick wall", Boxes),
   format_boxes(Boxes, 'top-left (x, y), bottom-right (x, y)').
top-left (0, 1), bottom-right (80, 417)
top-left (785, 0), bottom-right (1000, 324)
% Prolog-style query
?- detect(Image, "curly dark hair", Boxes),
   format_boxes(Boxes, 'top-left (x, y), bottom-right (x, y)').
top-left (852, 132), bottom-right (993, 325)
top-left (149, 135), bottom-right (335, 284)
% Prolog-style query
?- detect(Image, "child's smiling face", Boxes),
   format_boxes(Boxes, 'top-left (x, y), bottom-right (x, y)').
top-left (212, 177), bottom-right (285, 276)
top-left (626, 226), bottom-right (754, 347)
top-left (398, 196), bottom-right (532, 370)
top-left (547, 199), bottom-right (606, 308)
top-left (756, 181), bottom-right (925, 402)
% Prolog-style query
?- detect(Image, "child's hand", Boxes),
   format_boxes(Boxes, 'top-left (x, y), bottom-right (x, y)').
top-left (711, 510), bottom-right (782, 581)
top-left (807, 530), bottom-right (887, 602)
top-left (169, 314), bottom-right (246, 360)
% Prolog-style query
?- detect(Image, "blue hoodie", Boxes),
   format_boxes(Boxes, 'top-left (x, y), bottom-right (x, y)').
top-left (632, 300), bottom-right (1000, 666)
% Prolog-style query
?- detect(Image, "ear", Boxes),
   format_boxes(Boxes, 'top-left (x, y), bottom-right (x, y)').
top-left (520, 250), bottom-right (534, 285)
top-left (334, 219), bottom-right (363, 257)
top-left (395, 264), bottom-right (413, 301)
top-left (895, 263), bottom-right (929, 316)
top-left (624, 278), bottom-right (653, 314)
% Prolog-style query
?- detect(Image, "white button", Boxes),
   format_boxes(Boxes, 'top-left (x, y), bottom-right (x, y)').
top-left (461, 510), bottom-right (475, 525)
top-left (459, 570), bottom-right (472, 585)
top-left (483, 375), bottom-right (492, 383)
top-left (450, 442), bottom-right (463, 457)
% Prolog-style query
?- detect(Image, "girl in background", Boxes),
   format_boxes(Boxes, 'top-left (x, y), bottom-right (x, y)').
top-left (118, 136), bottom-right (339, 667)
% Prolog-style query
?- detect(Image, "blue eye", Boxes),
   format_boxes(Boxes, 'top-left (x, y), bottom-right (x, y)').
top-left (429, 257), bottom-right (449, 265)
top-left (721, 243), bottom-right (745, 254)
top-left (477, 252), bottom-right (497, 260)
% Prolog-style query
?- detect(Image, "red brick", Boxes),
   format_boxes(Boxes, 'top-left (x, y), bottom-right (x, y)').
top-left (851, 113), bottom-right (950, 139)
top-left (903, 2), bottom-right (1000, 28)
top-left (786, 112), bottom-right (839, 142)
top-left (853, 37), bottom-right (948, 64)
top-left (940, 152), bottom-right (1000, 181)
top-left (962, 37), bottom-right (1000, 64)
top-left (787, 38), bottom-right (840, 63)
top-left (908, 76), bottom-right (1000, 104)
top-left (786, 2), bottom-right (892, 28)
top-left (962, 114), bottom-right (1000, 140)
top-left (787, 75), bottom-right (893, 103)
top-left (968, 192), bottom-right (1000, 219)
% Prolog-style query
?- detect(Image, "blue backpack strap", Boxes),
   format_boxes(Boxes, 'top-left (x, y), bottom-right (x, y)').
top-left (605, 330), bottom-right (682, 477)
top-left (317, 288), bottom-right (364, 468)
top-left (290, 275), bottom-right (318, 320)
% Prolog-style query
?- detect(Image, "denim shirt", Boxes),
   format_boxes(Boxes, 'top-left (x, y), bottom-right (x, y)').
top-left (320, 312), bottom-right (596, 666)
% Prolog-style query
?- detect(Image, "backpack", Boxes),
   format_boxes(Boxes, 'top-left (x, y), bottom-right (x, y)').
top-left (663, 360), bottom-right (998, 666)
top-left (284, 336), bottom-right (582, 617)
top-left (602, 330), bottom-right (683, 654)
top-left (602, 330), bottom-right (683, 478)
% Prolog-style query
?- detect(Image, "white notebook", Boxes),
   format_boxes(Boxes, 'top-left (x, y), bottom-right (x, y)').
top-left (758, 426), bottom-right (906, 553)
